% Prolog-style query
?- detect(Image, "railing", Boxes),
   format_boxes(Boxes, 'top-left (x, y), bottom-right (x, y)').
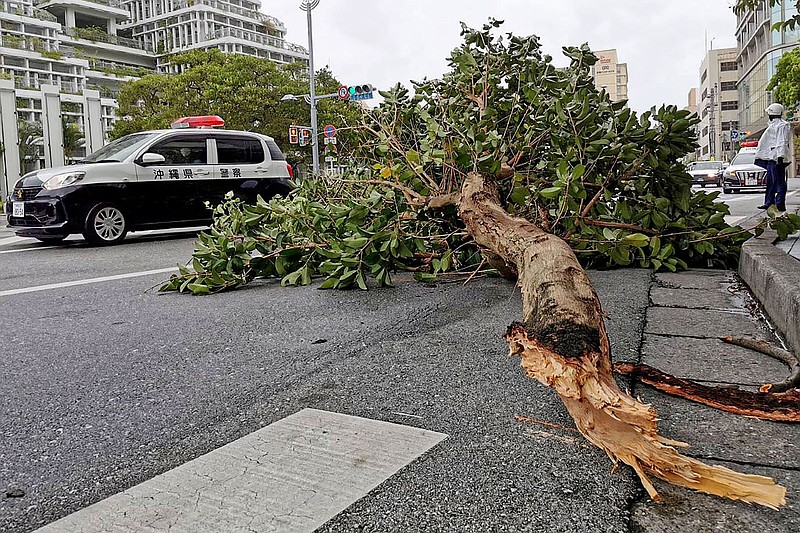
top-left (0, 3), bottom-right (59, 23)
top-left (170, 0), bottom-right (285, 30)
top-left (85, 83), bottom-right (120, 98)
top-left (87, 58), bottom-right (152, 78)
top-left (34, 0), bottom-right (123, 8)
top-left (65, 27), bottom-right (147, 51)
top-left (210, 27), bottom-right (307, 56)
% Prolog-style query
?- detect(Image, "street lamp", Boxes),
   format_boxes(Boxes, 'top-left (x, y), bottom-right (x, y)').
top-left (301, 0), bottom-right (321, 175)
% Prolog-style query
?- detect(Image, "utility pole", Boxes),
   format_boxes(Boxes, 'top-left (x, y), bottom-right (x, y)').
top-left (301, 0), bottom-right (321, 175)
top-left (709, 83), bottom-right (717, 160)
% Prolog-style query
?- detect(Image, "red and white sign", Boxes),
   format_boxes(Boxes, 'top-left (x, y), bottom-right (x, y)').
top-left (337, 85), bottom-right (349, 100)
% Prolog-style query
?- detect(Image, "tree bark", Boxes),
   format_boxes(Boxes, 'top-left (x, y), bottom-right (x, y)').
top-left (457, 172), bottom-right (786, 508)
top-left (614, 362), bottom-right (800, 422)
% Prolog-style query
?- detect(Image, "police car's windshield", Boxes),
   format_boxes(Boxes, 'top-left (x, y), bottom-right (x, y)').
top-left (84, 133), bottom-right (160, 163)
top-left (732, 152), bottom-right (757, 166)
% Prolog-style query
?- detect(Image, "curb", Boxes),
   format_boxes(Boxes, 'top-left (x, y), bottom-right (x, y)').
top-left (739, 229), bottom-right (800, 354)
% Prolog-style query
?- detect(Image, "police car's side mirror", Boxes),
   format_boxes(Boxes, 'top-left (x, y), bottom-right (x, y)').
top-left (138, 153), bottom-right (166, 166)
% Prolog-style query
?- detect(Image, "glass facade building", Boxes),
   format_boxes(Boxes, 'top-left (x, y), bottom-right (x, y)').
top-left (736, 1), bottom-right (800, 137)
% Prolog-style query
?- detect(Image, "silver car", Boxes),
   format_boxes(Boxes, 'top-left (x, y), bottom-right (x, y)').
top-left (687, 161), bottom-right (725, 187)
top-left (721, 147), bottom-right (767, 194)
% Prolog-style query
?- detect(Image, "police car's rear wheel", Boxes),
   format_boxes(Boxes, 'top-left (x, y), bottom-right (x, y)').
top-left (83, 203), bottom-right (128, 245)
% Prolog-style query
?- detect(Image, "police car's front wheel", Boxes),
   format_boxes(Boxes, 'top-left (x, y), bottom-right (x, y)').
top-left (83, 203), bottom-right (128, 246)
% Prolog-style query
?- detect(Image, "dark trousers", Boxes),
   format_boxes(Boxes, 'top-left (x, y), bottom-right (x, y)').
top-left (764, 160), bottom-right (788, 208)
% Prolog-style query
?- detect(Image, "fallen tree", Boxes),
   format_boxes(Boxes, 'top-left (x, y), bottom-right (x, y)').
top-left (161, 21), bottom-right (799, 506)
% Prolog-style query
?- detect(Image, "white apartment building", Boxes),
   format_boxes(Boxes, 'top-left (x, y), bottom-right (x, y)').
top-left (0, 0), bottom-right (307, 196)
top-left (697, 47), bottom-right (739, 162)
top-left (591, 49), bottom-right (628, 103)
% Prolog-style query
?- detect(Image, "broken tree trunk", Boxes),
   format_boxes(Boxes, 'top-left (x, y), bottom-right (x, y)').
top-left (456, 171), bottom-right (786, 508)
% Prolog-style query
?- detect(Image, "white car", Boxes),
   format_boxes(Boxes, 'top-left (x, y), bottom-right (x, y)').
top-left (5, 116), bottom-right (293, 245)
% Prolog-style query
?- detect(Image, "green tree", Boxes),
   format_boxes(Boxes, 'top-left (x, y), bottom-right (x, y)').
top-left (61, 118), bottom-right (85, 161)
top-left (162, 21), bottom-right (796, 507)
top-left (111, 50), bottom-right (361, 166)
top-left (18, 121), bottom-right (42, 173)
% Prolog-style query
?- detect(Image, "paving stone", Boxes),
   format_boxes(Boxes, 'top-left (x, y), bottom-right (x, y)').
top-left (631, 462), bottom-right (798, 533)
top-left (635, 388), bottom-right (799, 470)
top-left (649, 286), bottom-right (746, 311)
top-left (655, 270), bottom-right (736, 290)
top-left (645, 307), bottom-right (770, 341)
top-left (637, 334), bottom-right (789, 387)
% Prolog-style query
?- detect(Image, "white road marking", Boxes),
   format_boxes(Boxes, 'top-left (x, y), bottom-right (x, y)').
top-left (725, 216), bottom-right (746, 224)
top-left (0, 245), bottom-right (61, 255)
top-left (0, 267), bottom-right (177, 297)
top-left (34, 408), bottom-right (448, 533)
top-left (0, 235), bottom-right (30, 246)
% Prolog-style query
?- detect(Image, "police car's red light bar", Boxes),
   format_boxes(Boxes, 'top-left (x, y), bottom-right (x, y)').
top-left (740, 141), bottom-right (758, 147)
top-left (171, 115), bottom-right (225, 129)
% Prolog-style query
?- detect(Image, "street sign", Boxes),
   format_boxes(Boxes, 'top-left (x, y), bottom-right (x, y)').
top-left (730, 130), bottom-right (739, 141)
top-left (324, 136), bottom-right (337, 145)
top-left (338, 85), bottom-right (349, 100)
top-left (323, 124), bottom-right (337, 138)
top-left (325, 156), bottom-right (337, 162)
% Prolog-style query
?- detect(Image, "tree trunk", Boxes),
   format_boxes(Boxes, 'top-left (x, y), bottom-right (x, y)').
top-left (457, 172), bottom-right (786, 508)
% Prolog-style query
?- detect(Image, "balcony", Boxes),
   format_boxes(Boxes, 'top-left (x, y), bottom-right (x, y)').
top-left (64, 27), bottom-right (147, 51)
top-left (210, 27), bottom-right (307, 56)
top-left (0, 4), bottom-right (59, 23)
top-left (87, 58), bottom-right (153, 78)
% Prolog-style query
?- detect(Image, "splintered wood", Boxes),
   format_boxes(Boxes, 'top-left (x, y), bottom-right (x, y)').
top-left (457, 172), bottom-right (786, 509)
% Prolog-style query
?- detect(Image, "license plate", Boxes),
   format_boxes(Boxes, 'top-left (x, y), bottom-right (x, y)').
top-left (12, 202), bottom-right (24, 217)
top-left (745, 176), bottom-right (756, 186)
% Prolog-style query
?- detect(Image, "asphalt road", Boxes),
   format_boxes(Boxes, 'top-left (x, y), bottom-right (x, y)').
top-left (696, 177), bottom-right (800, 224)
top-left (0, 184), bottom-right (791, 532)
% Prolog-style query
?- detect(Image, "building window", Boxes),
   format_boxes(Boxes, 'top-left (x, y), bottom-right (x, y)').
top-left (720, 81), bottom-right (737, 91)
top-left (721, 101), bottom-right (739, 110)
top-left (702, 126), bottom-right (709, 137)
top-left (701, 69), bottom-right (708, 83)
top-left (701, 88), bottom-right (708, 100)
top-left (720, 61), bottom-right (738, 72)
top-left (721, 121), bottom-right (739, 131)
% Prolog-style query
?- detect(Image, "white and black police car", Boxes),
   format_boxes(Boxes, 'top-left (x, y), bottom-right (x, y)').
top-left (5, 115), bottom-right (293, 245)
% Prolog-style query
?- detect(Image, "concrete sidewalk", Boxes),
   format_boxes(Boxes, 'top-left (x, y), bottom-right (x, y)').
top-left (626, 269), bottom-right (797, 532)
top-left (739, 190), bottom-right (800, 354)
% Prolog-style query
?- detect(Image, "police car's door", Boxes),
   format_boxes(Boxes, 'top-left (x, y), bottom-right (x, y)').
top-left (135, 134), bottom-right (213, 224)
top-left (208, 133), bottom-right (270, 205)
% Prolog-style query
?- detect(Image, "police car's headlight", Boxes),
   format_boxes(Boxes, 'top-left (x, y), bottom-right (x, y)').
top-left (42, 171), bottom-right (85, 190)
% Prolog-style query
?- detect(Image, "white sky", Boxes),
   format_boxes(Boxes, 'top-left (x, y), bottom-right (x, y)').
top-left (264, 0), bottom-right (740, 113)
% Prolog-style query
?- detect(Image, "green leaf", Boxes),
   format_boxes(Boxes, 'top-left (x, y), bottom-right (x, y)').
top-left (621, 233), bottom-right (649, 248)
top-left (539, 186), bottom-right (562, 199)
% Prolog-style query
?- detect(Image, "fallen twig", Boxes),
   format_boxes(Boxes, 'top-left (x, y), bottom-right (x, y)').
top-left (613, 362), bottom-right (800, 422)
top-left (722, 336), bottom-right (800, 393)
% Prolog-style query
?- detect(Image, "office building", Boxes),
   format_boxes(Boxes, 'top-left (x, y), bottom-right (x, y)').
top-left (697, 47), bottom-right (739, 162)
top-left (736, 1), bottom-right (800, 138)
top-left (591, 49), bottom-right (628, 102)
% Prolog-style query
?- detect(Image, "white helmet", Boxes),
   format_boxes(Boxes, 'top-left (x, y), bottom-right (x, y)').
top-left (766, 103), bottom-right (785, 116)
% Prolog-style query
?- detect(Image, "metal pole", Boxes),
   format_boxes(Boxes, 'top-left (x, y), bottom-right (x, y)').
top-left (306, 6), bottom-right (319, 175)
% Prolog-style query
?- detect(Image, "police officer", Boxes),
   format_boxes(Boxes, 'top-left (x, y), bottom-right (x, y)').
top-left (755, 103), bottom-right (792, 212)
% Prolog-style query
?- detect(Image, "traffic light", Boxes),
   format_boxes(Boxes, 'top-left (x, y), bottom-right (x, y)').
top-left (347, 84), bottom-right (374, 101)
top-left (288, 125), bottom-right (299, 144)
